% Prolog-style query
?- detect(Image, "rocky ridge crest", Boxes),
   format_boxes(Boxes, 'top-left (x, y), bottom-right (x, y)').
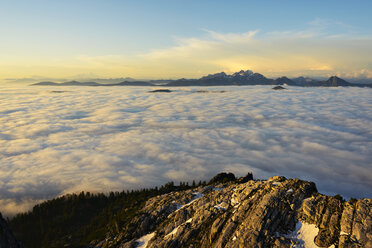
top-left (91, 176), bottom-right (371, 248)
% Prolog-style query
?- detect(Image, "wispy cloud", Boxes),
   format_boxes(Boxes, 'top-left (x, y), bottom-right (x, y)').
top-left (203, 29), bottom-right (259, 43)
top-left (137, 22), bottom-right (372, 78)
top-left (307, 18), bottom-right (353, 30)
top-left (1, 18), bottom-right (371, 80)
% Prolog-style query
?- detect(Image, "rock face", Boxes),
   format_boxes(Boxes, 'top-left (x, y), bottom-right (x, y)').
top-left (91, 176), bottom-right (371, 248)
top-left (0, 213), bottom-right (23, 248)
top-left (300, 196), bottom-right (372, 248)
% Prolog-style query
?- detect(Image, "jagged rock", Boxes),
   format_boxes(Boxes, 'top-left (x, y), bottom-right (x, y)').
top-left (340, 201), bottom-right (354, 235)
top-left (300, 196), bottom-right (372, 248)
top-left (75, 177), bottom-right (372, 248)
top-left (351, 199), bottom-right (372, 247)
top-left (0, 213), bottom-right (24, 248)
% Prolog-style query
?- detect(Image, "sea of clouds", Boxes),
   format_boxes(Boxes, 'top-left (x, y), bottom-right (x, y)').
top-left (0, 85), bottom-right (371, 216)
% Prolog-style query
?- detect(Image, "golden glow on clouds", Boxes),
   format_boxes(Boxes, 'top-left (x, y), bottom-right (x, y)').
top-left (1, 86), bottom-right (371, 215)
top-left (1, 30), bottom-right (371, 79)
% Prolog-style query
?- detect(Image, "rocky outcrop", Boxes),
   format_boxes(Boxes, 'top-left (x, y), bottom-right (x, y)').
top-left (92, 176), bottom-right (371, 248)
top-left (148, 89), bottom-right (172, 93)
top-left (0, 213), bottom-right (24, 248)
top-left (300, 196), bottom-right (372, 248)
top-left (272, 85), bottom-right (286, 90)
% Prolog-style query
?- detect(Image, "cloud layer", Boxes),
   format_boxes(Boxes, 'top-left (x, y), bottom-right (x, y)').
top-left (0, 85), bottom-right (371, 216)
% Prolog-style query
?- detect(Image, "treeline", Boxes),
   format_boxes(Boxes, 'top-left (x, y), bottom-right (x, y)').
top-left (9, 181), bottom-right (204, 248)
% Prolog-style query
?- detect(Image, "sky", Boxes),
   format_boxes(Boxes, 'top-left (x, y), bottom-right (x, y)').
top-left (0, 0), bottom-right (372, 79)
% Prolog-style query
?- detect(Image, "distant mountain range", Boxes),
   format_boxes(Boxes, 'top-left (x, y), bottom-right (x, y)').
top-left (35, 80), bottom-right (153, 87)
top-left (32, 70), bottom-right (372, 88)
top-left (5, 77), bottom-right (136, 84)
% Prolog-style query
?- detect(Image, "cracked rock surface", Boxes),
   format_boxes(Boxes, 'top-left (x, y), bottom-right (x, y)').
top-left (91, 176), bottom-right (371, 248)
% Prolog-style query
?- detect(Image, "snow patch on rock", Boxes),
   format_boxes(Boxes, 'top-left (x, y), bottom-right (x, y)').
top-left (136, 232), bottom-right (155, 248)
top-left (284, 221), bottom-right (327, 248)
top-left (174, 192), bottom-right (204, 213)
top-left (165, 218), bottom-right (193, 239)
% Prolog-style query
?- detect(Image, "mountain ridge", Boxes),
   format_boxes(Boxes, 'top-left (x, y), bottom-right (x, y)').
top-left (32, 70), bottom-right (372, 88)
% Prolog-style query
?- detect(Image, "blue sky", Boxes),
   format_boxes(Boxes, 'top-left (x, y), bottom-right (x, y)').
top-left (0, 0), bottom-right (371, 79)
